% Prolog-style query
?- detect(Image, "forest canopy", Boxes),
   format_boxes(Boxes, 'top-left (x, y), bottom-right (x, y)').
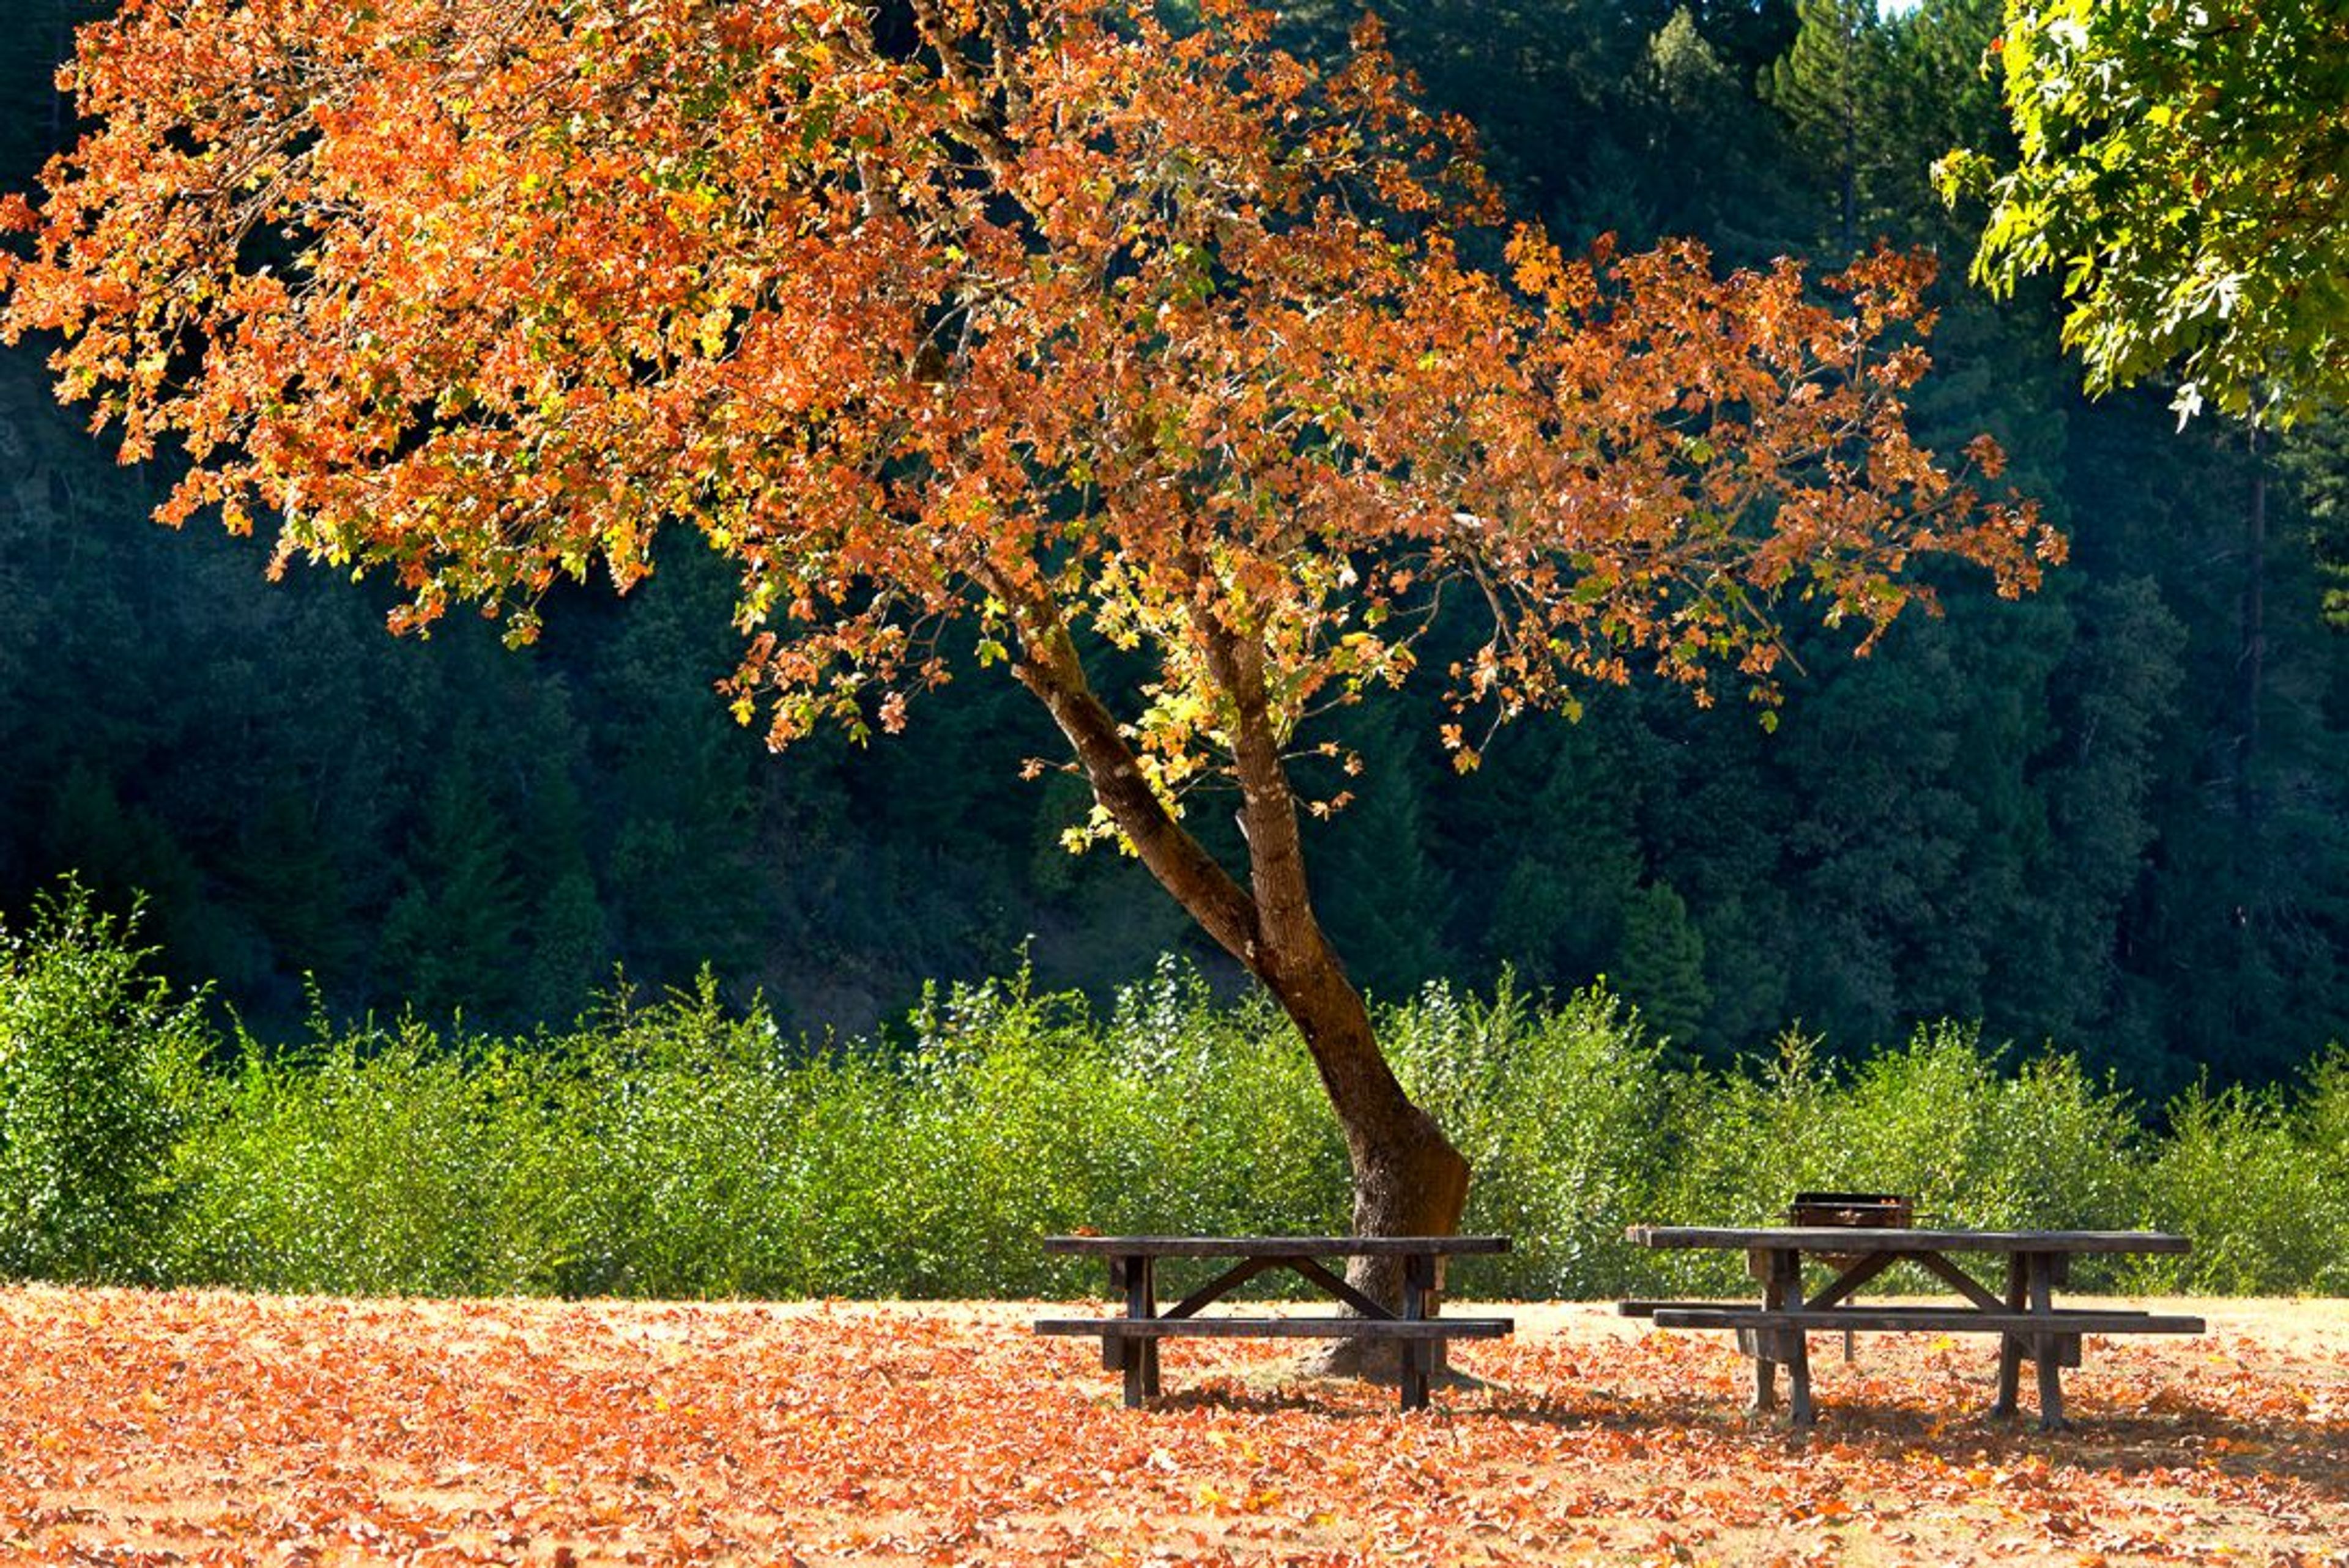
top-left (0, 0), bottom-right (2343, 1107)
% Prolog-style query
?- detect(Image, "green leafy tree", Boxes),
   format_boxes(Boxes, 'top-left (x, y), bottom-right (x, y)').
top-left (1944, 0), bottom-right (2349, 424)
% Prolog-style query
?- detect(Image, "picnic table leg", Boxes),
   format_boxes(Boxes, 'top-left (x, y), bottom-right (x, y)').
top-left (1747, 1246), bottom-right (1783, 1413)
top-left (2026, 1253), bottom-right (2068, 1432)
top-left (1113, 1255), bottom-right (1159, 1407)
top-left (1778, 1251), bottom-right (1816, 1429)
top-left (1992, 1254), bottom-right (2026, 1420)
top-left (1399, 1342), bottom-right (1431, 1411)
top-left (1766, 1247), bottom-right (1814, 1426)
top-left (1400, 1253), bottom-right (1435, 1411)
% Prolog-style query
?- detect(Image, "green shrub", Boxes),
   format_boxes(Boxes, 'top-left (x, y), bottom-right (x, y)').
top-left (2137, 1064), bottom-right (2349, 1296)
top-left (541, 976), bottom-right (819, 1298)
top-left (1387, 977), bottom-right (1678, 1299)
top-left (2299, 1049), bottom-right (2349, 1295)
top-left (165, 1019), bottom-right (582, 1295)
top-left (0, 885), bottom-right (209, 1283)
top-left (3, 903), bottom-right (2340, 1301)
top-left (1631, 1024), bottom-right (2148, 1295)
top-left (840, 961), bottom-right (1346, 1299)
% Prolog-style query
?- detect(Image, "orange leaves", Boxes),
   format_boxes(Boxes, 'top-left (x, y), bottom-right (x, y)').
top-left (2, 0), bottom-right (2058, 823)
top-left (5, 1291), bottom-right (2344, 1567)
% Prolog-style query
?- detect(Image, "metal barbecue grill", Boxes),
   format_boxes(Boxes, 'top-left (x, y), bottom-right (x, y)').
top-left (1787, 1191), bottom-right (1916, 1359)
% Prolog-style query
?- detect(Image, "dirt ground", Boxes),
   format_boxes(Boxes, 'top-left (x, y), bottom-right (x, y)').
top-left (1, 1288), bottom-right (2342, 1566)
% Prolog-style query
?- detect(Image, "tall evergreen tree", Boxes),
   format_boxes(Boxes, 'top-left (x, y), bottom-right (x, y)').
top-left (1762, 0), bottom-right (1890, 254)
top-left (379, 734), bottom-right (529, 1023)
top-left (1308, 697), bottom-right (1456, 993)
top-left (1617, 881), bottom-right (1711, 1055)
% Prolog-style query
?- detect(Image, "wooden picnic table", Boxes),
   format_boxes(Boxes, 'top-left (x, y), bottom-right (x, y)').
top-left (1035, 1235), bottom-right (1513, 1410)
top-left (1621, 1225), bottom-right (2203, 1430)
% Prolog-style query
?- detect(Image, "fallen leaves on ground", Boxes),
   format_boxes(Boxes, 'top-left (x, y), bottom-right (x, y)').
top-left (1, 1289), bottom-right (2342, 1567)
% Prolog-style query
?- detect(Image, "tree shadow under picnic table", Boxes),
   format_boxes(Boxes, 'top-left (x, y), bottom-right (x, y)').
top-left (1134, 1367), bottom-right (2347, 1507)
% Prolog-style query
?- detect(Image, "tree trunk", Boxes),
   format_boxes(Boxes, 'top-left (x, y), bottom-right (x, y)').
top-left (998, 582), bottom-right (1471, 1376)
top-left (1263, 947), bottom-right (1469, 1377)
top-left (2237, 420), bottom-right (2266, 826)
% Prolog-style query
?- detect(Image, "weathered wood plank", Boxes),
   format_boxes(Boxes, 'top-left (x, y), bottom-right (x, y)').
top-left (1647, 1307), bottom-right (2203, 1335)
top-left (1642, 1301), bottom-right (2184, 1325)
top-left (1044, 1236), bottom-right (1512, 1257)
top-left (1625, 1226), bottom-right (2191, 1254)
top-left (1033, 1316), bottom-right (1513, 1340)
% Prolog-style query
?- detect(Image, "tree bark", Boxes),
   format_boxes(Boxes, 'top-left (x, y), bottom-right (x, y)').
top-left (1191, 604), bottom-right (1470, 1373)
top-left (2237, 420), bottom-right (2266, 827)
top-left (996, 579), bottom-right (1470, 1375)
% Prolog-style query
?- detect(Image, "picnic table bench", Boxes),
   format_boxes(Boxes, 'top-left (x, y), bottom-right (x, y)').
top-left (1036, 1235), bottom-right (1512, 1410)
top-left (1620, 1225), bottom-right (2202, 1429)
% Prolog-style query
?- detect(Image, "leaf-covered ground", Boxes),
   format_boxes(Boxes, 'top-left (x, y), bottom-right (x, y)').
top-left (2, 1289), bottom-right (2342, 1566)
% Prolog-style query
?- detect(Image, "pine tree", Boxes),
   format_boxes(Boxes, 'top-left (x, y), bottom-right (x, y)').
top-left (229, 790), bottom-right (356, 991)
top-left (379, 740), bottom-right (527, 1022)
top-left (1637, 8), bottom-right (1807, 261)
top-left (1617, 881), bottom-right (1711, 1056)
top-left (1479, 714), bottom-right (1646, 989)
top-left (1762, 0), bottom-right (1888, 254)
top-left (524, 868), bottom-right (609, 1026)
top-left (0, 0), bottom-right (74, 196)
top-left (1308, 698), bottom-right (1455, 994)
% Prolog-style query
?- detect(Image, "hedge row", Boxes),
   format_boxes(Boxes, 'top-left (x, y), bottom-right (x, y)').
top-left (5, 892), bottom-right (2344, 1300)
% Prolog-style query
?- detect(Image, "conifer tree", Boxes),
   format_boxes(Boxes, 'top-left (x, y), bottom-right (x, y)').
top-left (380, 740), bottom-right (527, 1022)
top-left (1617, 880), bottom-right (1710, 1055)
top-left (1763, 0), bottom-right (1889, 255)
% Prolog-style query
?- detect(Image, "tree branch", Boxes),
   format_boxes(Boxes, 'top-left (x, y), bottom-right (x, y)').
top-left (1193, 609), bottom-right (1326, 985)
top-left (990, 575), bottom-right (1264, 968)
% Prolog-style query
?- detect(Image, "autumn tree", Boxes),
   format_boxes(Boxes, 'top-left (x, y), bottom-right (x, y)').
top-left (1, 0), bottom-right (2054, 1312)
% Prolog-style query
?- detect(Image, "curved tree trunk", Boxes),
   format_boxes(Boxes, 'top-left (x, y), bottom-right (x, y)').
top-left (1000, 581), bottom-right (1471, 1378)
top-left (1264, 951), bottom-right (1469, 1376)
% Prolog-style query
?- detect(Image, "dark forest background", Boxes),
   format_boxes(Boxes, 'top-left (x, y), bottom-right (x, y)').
top-left (3, 0), bottom-right (2345, 1100)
